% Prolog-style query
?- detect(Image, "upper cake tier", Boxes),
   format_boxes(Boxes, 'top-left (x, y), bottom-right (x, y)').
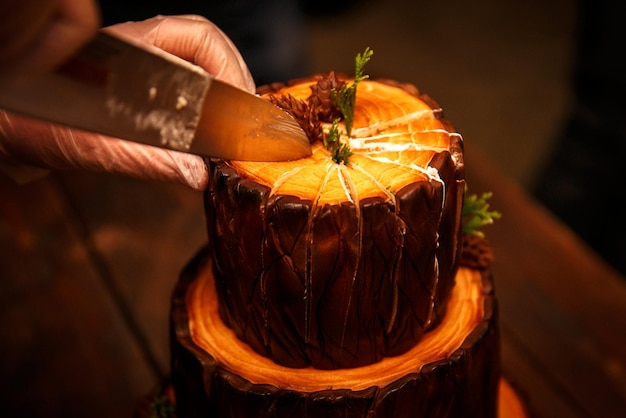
top-left (204, 75), bottom-right (466, 369)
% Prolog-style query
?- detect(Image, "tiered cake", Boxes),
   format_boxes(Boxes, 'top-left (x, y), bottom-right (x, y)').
top-left (169, 71), bottom-right (505, 417)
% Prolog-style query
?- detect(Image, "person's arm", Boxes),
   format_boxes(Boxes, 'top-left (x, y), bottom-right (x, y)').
top-left (0, 14), bottom-right (255, 190)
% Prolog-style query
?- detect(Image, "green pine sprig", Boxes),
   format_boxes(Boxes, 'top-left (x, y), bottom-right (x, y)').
top-left (149, 394), bottom-right (175, 418)
top-left (324, 118), bottom-right (353, 164)
top-left (332, 47), bottom-right (374, 137)
top-left (462, 190), bottom-right (501, 237)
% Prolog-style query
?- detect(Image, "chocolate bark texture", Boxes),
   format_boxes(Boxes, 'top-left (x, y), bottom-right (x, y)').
top-left (205, 160), bottom-right (463, 369)
top-left (202, 77), bottom-right (465, 369)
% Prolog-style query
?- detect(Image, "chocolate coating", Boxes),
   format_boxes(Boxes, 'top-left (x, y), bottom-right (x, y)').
top-left (203, 78), bottom-right (465, 369)
top-left (170, 248), bottom-right (500, 418)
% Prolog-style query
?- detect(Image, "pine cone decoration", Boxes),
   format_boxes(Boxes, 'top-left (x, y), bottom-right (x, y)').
top-left (460, 234), bottom-right (494, 271)
top-left (308, 71), bottom-right (345, 123)
top-left (269, 94), bottom-right (322, 144)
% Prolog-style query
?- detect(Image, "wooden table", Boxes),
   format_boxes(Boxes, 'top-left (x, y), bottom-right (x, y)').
top-left (1, 146), bottom-right (625, 417)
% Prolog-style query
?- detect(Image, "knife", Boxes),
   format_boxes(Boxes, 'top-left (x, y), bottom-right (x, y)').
top-left (0, 31), bottom-right (311, 161)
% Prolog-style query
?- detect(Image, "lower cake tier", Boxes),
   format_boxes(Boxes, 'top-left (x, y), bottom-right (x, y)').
top-left (170, 247), bottom-right (500, 418)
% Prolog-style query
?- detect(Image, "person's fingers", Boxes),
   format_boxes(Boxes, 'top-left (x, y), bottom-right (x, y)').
top-left (0, 0), bottom-right (100, 77)
top-left (106, 15), bottom-right (255, 93)
top-left (0, 111), bottom-right (208, 190)
top-left (0, 12), bottom-right (257, 191)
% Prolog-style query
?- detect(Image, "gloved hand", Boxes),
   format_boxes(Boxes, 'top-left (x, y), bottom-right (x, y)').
top-left (0, 14), bottom-right (255, 190)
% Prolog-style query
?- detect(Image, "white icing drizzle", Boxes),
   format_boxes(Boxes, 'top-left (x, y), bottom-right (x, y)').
top-left (359, 155), bottom-right (443, 185)
top-left (349, 163), bottom-right (397, 204)
top-left (351, 108), bottom-right (443, 137)
top-left (343, 104), bottom-right (455, 334)
top-left (424, 244), bottom-right (440, 329)
top-left (424, 180), bottom-right (447, 329)
top-left (348, 162), bottom-right (405, 334)
top-left (337, 164), bottom-right (363, 350)
top-left (269, 165), bottom-right (308, 197)
top-left (337, 163), bottom-right (356, 204)
top-left (260, 231), bottom-right (270, 347)
top-left (448, 132), bottom-right (464, 166)
top-left (266, 83), bottom-right (461, 344)
top-left (304, 162), bottom-right (335, 342)
top-left (350, 137), bottom-right (449, 155)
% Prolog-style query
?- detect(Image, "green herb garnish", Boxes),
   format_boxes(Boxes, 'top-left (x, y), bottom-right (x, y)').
top-left (324, 47), bottom-right (373, 164)
top-left (462, 190), bottom-right (501, 237)
top-left (332, 47), bottom-right (373, 137)
top-left (324, 118), bottom-right (353, 164)
top-left (149, 394), bottom-right (175, 418)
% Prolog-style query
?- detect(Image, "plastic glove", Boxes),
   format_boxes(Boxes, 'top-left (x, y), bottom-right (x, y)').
top-left (0, 15), bottom-right (255, 190)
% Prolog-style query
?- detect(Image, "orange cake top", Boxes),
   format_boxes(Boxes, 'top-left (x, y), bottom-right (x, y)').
top-left (227, 78), bottom-right (462, 205)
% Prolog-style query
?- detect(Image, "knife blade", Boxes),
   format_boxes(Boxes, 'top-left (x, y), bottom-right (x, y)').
top-left (0, 31), bottom-right (311, 161)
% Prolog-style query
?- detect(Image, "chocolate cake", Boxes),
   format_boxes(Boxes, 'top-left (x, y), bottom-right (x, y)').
top-left (169, 71), bottom-right (510, 417)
